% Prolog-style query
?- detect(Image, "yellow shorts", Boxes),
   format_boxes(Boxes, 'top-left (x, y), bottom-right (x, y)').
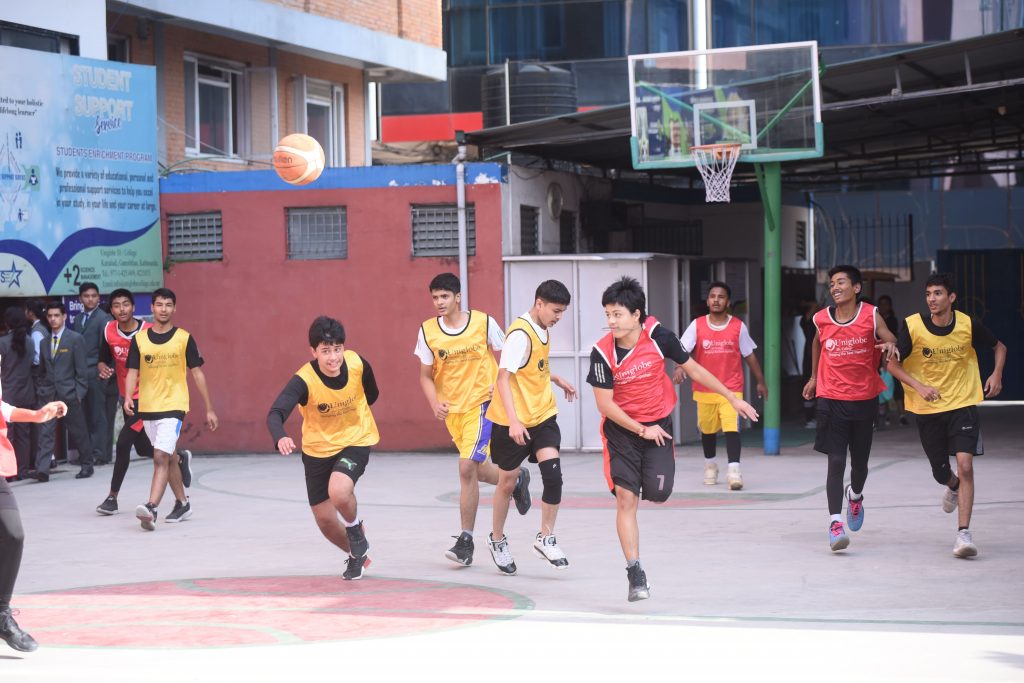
top-left (445, 402), bottom-right (493, 463)
top-left (695, 392), bottom-right (743, 434)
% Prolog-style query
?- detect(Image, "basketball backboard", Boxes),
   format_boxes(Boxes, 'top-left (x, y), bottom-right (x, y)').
top-left (628, 42), bottom-right (822, 170)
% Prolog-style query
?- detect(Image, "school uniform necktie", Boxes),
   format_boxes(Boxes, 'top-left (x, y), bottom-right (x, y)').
top-left (51, 335), bottom-right (58, 357)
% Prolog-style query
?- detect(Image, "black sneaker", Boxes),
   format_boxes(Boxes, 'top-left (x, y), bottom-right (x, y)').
top-left (346, 521), bottom-right (369, 557)
top-left (135, 503), bottom-right (158, 531)
top-left (164, 499), bottom-right (192, 523)
top-left (445, 532), bottom-right (474, 566)
top-left (0, 608), bottom-right (38, 652)
top-left (342, 555), bottom-right (371, 581)
top-left (626, 563), bottom-right (650, 602)
top-left (178, 449), bottom-right (193, 488)
top-left (512, 468), bottom-right (532, 516)
top-left (96, 495), bottom-right (118, 516)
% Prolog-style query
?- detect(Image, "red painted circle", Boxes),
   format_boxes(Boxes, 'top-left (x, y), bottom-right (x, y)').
top-left (20, 576), bottom-right (529, 648)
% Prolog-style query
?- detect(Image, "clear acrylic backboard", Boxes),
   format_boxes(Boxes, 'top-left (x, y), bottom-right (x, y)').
top-left (628, 42), bottom-right (823, 170)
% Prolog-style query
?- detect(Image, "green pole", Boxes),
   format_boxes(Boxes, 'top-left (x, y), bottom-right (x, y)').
top-left (755, 162), bottom-right (782, 454)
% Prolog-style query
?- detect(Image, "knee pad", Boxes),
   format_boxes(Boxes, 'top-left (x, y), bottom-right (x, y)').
top-left (538, 458), bottom-right (563, 505)
top-left (931, 459), bottom-right (952, 485)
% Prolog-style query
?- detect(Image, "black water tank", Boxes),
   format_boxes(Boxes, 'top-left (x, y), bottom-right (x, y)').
top-left (482, 63), bottom-right (577, 129)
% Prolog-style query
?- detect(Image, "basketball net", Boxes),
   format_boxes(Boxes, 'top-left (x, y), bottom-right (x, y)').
top-left (691, 143), bottom-right (742, 203)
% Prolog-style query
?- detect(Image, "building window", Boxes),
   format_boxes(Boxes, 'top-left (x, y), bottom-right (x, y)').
top-left (520, 205), bottom-right (539, 255)
top-left (287, 207), bottom-right (348, 260)
top-left (107, 35), bottom-right (129, 62)
top-left (167, 212), bottom-right (223, 262)
top-left (294, 77), bottom-right (346, 166)
top-left (559, 210), bottom-right (577, 254)
top-left (184, 56), bottom-right (242, 157)
top-left (0, 21), bottom-right (78, 54)
top-left (411, 204), bottom-right (477, 257)
top-left (795, 220), bottom-right (807, 261)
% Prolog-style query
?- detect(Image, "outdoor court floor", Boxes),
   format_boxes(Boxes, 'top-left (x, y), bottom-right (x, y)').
top-left (4, 405), bottom-right (1023, 682)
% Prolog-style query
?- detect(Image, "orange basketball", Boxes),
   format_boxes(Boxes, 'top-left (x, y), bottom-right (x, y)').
top-left (273, 133), bottom-right (325, 185)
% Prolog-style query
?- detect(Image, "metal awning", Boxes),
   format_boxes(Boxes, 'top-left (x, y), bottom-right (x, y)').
top-left (465, 29), bottom-right (1024, 185)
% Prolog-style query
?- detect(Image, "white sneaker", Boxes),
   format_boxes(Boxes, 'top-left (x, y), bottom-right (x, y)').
top-left (953, 529), bottom-right (978, 558)
top-left (487, 533), bottom-right (517, 575)
top-left (727, 464), bottom-right (743, 491)
top-left (533, 533), bottom-right (569, 569)
top-left (703, 461), bottom-right (718, 485)
top-left (942, 487), bottom-right (958, 513)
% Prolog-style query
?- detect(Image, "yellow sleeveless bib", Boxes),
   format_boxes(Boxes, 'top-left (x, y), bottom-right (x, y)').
top-left (135, 328), bottom-right (190, 414)
top-left (296, 351), bottom-right (380, 457)
top-left (902, 312), bottom-right (984, 414)
top-left (421, 310), bottom-right (497, 413)
top-left (485, 317), bottom-right (557, 428)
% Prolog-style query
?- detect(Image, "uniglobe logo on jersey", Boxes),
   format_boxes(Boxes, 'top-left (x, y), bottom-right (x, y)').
top-left (538, 358), bottom-right (546, 371)
top-left (702, 339), bottom-right (713, 350)
top-left (922, 347), bottom-right (933, 358)
top-left (438, 349), bottom-right (448, 360)
top-left (144, 354), bottom-right (155, 364)
top-left (825, 339), bottom-right (837, 351)
top-left (317, 402), bottom-right (330, 414)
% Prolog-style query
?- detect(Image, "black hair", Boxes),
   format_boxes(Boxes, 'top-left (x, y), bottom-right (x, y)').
top-left (707, 281), bottom-right (732, 299)
top-left (877, 294), bottom-right (893, 305)
top-left (601, 276), bottom-right (647, 323)
top-left (3, 306), bottom-right (28, 357)
top-left (309, 316), bottom-right (346, 348)
top-left (109, 288), bottom-right (135, 305)
top-left (428, 273), bottom-right (460, 295)
top-left (827, 265), bottom-right (863, 287)
top-left (45, 300), bottom-right (66, 315)
top-left (27, 299), bottom-right (46, 321)
top-left (152, 287), bottom-right (176, 304)
top-left (535, 279), bottom-right (571, 306)
top-left (925, 272), bottom-right (957, 297)
top-left (78, 281), bottom-right (99, 295)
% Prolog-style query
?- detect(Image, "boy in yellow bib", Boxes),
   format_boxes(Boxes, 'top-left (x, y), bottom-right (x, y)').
top-left (415, 273), bottom-right (531, 567)
top-left (124, 288), bottom-right (218, 531)
top-left (485, 280), bottom-right (577, 575)
top-left (887, 273), bottom-right (1006, 558)
top-left (267, 316), bottom-right (380, 580)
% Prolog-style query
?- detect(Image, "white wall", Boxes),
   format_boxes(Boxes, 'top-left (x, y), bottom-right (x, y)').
top-left (505, 168), bottom-right (588, 255)
top-left (3, 0), bottom-right (107, 59)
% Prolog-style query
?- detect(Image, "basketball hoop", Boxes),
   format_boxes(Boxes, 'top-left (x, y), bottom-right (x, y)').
top-left (691, 143), bottom-right (742, 203)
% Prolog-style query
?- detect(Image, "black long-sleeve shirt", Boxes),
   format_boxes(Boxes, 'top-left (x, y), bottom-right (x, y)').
top-left (266, 357), bottom-right (379, 445)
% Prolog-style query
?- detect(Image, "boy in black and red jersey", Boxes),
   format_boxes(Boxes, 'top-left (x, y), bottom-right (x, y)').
top-left (93, 289), bottom-right (192, 516)
top-left (802, 266), bottom-right (898, 552)
top-left (587, 277), bottom-right (758, 601)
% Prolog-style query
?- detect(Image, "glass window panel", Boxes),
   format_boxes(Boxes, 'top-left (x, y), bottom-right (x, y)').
top-left (446, 8), bottom-right (487, 66)
top-left (198, 81), bottom-right (229, 155)
top-left (184, 60), bottom-right (197, 150)
top-left (306, 101), bottom-right (331, 159)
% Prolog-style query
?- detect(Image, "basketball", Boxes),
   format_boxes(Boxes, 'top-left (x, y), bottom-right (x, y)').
top-left (273, 133), bottom-right (325, 185)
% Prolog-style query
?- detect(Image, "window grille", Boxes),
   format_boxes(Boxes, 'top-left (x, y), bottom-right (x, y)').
top-left (167, 212), bottom-right (223, 261)
top-left (520, 205), bottom-right (539, 255)
top-left (411, 204), bottom-right (476, 256)
top-left (287, 207), bottom-right (347, 260)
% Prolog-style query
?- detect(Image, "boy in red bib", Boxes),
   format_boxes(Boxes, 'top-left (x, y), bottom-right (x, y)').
top-left (802, 266), bottom-right (898, 552)
top-left (588, 277), bottom-right (758, 601)
top-left (679, 281), bottom-right (766, 490)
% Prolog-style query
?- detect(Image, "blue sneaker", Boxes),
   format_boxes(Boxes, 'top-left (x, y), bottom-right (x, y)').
top-left (846, 486), bottom-right (864, 532)
top-left (829, 520), bottom-right (849, 551)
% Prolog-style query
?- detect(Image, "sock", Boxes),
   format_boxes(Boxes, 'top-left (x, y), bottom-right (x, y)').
top-left (462, 530), bottom-right (473, 538)
top-left (342, 517), bottom-right (361, 528)
top-left (728, 462), bottom-right (740, 471)
top-left (830, 514), bottom-right (843, 524)
top-left (626, 559), bottom-right (640, 569)
top-left (958, 526), bottom-right (968, 532)
top-left (846, 485), bottom-right (863, 501)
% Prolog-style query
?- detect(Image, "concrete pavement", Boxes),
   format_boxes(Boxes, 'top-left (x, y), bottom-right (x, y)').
top-left (3, 404), bottom-right (1023, 682)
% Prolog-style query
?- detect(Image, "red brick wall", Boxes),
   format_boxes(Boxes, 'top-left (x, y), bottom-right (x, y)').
top-left (158, 180), bottom-right (505, 453)
top-left (266, 0), bottom-right (441, 47)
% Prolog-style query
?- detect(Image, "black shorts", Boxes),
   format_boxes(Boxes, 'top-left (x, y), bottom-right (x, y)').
top-left (301, 446), bottom-right (371, 506)
top-left (814, 398), bottom-right (875, 457)
top-left (916, 406), bottom-right (983, 464)
top-left (602, 416), bottom-right (674, 502)
top-left (490, 415), bottom-right (561, 471)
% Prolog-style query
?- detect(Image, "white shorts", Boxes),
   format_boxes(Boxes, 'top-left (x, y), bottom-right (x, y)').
top-left (143, 418), bottom-right (182, 454)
